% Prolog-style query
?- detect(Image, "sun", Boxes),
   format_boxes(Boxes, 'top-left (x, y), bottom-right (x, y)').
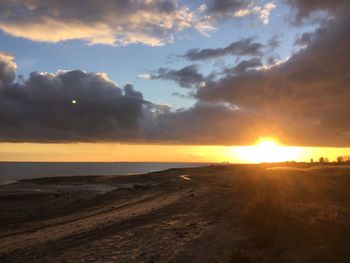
top-left (234, 137), bottom-right (302, 163)
top-left (254, 137), bottom-right (281, 163)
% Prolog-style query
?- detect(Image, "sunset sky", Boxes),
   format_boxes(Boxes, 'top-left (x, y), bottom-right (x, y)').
top-left (0, 0), bottom-right (349, 163)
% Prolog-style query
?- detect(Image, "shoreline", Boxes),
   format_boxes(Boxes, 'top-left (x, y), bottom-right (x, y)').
top-left (0, 162), bottom-right (212, 185)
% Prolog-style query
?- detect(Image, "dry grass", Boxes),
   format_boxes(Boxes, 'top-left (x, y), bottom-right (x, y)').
top-left (231, 164), bottom-right (350, 262)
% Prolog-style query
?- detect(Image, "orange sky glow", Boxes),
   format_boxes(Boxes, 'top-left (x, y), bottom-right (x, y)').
top-left (1, 138), bottom-right (349, 163)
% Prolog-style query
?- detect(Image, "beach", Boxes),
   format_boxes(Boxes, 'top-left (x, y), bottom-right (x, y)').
top-left (1, 164), bottom-right (350, 262)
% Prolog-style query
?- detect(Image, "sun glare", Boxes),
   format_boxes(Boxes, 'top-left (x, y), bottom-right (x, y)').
top-left (234, 137), bottom-right (302, 163)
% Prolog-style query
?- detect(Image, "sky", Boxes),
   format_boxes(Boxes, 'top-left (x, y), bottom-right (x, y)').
top-left (0, 0), bottom-right (350, 162)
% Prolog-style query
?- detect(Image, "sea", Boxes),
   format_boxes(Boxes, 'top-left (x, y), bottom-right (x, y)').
top-left (0, 162), bottom-right (210, 185)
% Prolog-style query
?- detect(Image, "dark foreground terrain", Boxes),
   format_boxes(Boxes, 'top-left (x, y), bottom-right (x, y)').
top-left (1, 163), bottom-right (350, 262)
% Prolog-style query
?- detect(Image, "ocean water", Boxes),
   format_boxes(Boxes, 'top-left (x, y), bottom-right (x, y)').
top-left (0, 162), bottom-right (210, 184)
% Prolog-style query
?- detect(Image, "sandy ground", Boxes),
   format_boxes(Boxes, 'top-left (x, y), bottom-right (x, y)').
top-left (1, 164), bottom-right (350, 262)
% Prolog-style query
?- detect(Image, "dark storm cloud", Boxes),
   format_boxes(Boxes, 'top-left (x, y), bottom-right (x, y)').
top-left (0, 69), bottom-right (149, 142)
top-left (182, 37), bottom-right (264, 61)
top-left (150, 65), bottom-right (206, 88)
top-left (196, 9), bottom-right (350, 146)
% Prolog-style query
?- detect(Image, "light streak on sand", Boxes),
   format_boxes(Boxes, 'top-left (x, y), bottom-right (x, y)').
top-left (179, 175), bottom-right (191, 181)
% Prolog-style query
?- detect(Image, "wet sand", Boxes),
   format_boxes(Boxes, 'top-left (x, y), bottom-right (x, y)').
top-left (1, 164), bottom-right (350, 262)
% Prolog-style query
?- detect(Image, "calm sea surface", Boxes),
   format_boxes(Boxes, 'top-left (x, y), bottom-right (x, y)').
top-left (0, 162), bottom-right (210, 184)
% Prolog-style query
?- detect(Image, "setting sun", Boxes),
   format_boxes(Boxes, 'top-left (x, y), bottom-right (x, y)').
top-left (234, 137), bottom-right (302, 163)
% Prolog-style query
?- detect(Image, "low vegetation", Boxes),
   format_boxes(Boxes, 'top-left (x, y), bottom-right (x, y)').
top-left (230, 164), bottom-right (350, 262)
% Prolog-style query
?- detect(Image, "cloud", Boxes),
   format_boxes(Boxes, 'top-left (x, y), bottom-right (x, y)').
top-left (149, 65), bottom-right (206, 88)
top-left (267, 34), bottom-right (282, 50)
top-left (171, 92), bottom-right (192, 99)
top-left (0, 1), bottom-right (278, 46)
top-left (224, 58), bottom-right (262, 75)
top-left (0, 52), bottom-right (17, 88)
top-left (0, 69), bottom-right (150, 142)
top-left (140, 102), bottom-right (264, 145)
top-left (137, 73), bottom-right (152, 80)
top-left (203, 0), bottom-right (276, 24)
top-left (286, 0), bottom-right (349, 23)
top-left (0, 0), bottom-right (201, 46)
top-left (0, 52), bottom-right (267, 145)
top-left (182, 37), bottom-right (264, 61)
top-left (205, 0), bottom-right (250, 15)
top-left (294, 32), bottom-right (314, 47)
top-left (255, 3), bottom-right (277, 24)
top-left (196, 7), bottom-right (350, 146)
top-left (234, 2), bottom-right (276, 24)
